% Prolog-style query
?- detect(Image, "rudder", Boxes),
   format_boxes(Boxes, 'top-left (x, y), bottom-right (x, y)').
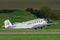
top-left (4, 19), bottom-right (12, 28)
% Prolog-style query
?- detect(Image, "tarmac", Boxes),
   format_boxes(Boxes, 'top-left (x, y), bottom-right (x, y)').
top-left (0, 32), bottom-right (60, 34)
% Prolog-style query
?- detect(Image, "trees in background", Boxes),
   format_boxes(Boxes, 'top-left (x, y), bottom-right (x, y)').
top-left (26, 8), bottom-right (42, 18)
top-left (0, 8), bottom-right (59, 20)
top-left (26, 7), bottom-right (60, 20)
top-left (40, 6), bottom-right (52, 18)
top-left (0, 9), bottom-right (16, 13)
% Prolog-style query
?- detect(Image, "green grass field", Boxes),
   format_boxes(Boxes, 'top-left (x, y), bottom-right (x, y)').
top-left (1, 28), bottom-right (60, 32)
top-left (0, 34), bottom-right (60, 40)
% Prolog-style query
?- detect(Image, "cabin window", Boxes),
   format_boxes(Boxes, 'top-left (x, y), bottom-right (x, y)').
top-left (39, 21), bottom-right (40, 22)
top-left (41, 20), bottom-right (42, 22)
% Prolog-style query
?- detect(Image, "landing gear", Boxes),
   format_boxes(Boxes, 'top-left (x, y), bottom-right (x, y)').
top-left (34, 27), bottom-right (43, 30)
top-left (34, 28), bottom-right (37, 30)
top-left (34, 26), bottom-right (45, 30)
top-left (40, 27), bottom-right (43, 29)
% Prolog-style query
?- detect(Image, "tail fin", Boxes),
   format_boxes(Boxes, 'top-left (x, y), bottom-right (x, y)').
top-left (4, 19), bottom-right (12, 28)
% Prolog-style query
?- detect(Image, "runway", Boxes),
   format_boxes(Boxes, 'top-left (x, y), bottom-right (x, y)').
top-left (0, 32), bottom-right (60, 34)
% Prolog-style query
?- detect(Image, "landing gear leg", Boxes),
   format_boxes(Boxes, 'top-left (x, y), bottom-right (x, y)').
top-left (40, 27), bottom-right (43, 29)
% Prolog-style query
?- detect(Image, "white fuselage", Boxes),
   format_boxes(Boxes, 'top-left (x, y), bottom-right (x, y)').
top-left (11, 19), bottom-right (48, 29)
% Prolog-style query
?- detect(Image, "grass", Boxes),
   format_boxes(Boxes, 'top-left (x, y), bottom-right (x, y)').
top-left (0, 34), bottom-right (60, 40)
top-left (0, 29), bottom-right (60, 32)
